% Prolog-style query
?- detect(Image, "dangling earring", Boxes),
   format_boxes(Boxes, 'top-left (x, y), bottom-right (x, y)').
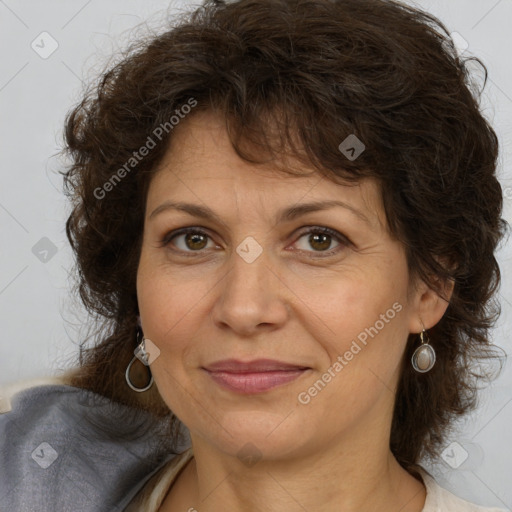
top-left (125, 325), bottom-right (154, 392)
top-left (411, 327), bottom-right (436, 373)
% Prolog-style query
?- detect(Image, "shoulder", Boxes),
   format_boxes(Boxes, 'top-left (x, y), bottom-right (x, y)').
top-left (1, 372), bottom-right (75, 406)
top-left (418, 468), bottom-right (508, 512)
top-left (125, 446), bottom-right (194, 511)
top-left (0, 373), bottom-right (181, 511)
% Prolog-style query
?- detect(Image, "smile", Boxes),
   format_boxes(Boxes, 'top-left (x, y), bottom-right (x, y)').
top-left (203, 368), bottom-right (311, 394)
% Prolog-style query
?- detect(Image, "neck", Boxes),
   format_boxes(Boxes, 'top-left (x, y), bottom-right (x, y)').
top-left (162, 419), bottom-right (426, 512)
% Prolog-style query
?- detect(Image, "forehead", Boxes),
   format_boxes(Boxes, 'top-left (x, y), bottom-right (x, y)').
top-left (147, 110), bottom-right (386, 231)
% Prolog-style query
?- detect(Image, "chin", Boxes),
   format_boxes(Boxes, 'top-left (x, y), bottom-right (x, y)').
top-left (195, 412), bottom-right (315, 461)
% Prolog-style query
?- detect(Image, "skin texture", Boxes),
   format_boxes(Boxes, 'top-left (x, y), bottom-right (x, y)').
top-left (136, 110), bottom-right (453, 512)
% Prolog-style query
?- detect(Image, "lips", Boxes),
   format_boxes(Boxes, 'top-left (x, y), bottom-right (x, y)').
top-left (203, 358), bottom-right (310, 373)
top-left (202, 359), bottom-right (311, 394)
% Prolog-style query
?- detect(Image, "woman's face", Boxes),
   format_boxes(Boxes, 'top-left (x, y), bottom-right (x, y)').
top-left (136, 110), bottom-right (436, 461)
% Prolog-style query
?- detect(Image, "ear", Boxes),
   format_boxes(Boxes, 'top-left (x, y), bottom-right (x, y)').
top-left (408, 273), bottom-right (455, 333)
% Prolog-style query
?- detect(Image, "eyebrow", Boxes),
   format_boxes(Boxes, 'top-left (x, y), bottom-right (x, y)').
top-left (148, 199), bottom-right (372, 227)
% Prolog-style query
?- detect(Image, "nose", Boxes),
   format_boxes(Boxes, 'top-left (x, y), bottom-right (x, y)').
top-left (210, 243), bottom-right (290, 336)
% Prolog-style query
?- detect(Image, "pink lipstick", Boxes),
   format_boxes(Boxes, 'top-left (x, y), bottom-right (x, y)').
top-left (202, 359), bottom-right (311, 394)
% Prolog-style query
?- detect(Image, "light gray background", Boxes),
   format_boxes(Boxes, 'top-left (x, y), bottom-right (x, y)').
top-left (1, 0), bottom-right (511, 509)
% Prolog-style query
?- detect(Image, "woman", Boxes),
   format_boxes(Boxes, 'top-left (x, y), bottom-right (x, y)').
top-left (0, 0), bottom-right (508, 510)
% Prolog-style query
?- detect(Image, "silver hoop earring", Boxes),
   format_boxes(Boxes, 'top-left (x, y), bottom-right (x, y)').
top-left (125, 328), bottom-right (154, 392)
top-left (411, 328), bottom-right (436, 373)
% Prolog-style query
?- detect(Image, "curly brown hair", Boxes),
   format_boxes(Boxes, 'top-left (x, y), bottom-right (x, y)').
top-left (60, 0), bottom-right (507, 470)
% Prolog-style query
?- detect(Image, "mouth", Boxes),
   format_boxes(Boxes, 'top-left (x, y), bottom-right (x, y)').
top-left (201, 359), bottom-right (312, 394)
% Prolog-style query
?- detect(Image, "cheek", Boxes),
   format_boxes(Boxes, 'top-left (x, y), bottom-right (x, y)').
top-left (307, 262), bottom-right (406, 330)
top-left (298, 295), bottom-right (409, 430)
top-left (311, 263), bottom-right (410, 374)
top-left (136, 260), bottom-right (216, 391)
top-left (136, 256), bottom-right (191, 349)
top-left (136, 266), bottom-right (199, 412)
top-left (137, 242), bottom-right (189, 318)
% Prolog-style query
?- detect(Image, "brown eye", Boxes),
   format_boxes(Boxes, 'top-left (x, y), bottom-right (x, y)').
top-left (160, 225), bottom-right (350, 257)
top-left (162, 228), bottom-right (214, 252)
top-left (306, 232), bottom-right (333, 251)
top-left (293, 227), bottom-right (350, 256)
top-left (182, 232), bottom-right (209, 250)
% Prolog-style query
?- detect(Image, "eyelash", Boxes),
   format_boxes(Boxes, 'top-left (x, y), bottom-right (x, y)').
top-left (159, 226), bottom-right (351, 258)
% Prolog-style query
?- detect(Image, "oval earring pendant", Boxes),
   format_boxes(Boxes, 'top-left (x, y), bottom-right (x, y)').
top-left (411, 343), bottom-right (436, 373)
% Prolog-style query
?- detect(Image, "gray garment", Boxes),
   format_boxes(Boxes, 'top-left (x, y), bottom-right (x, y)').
top-left (0, 384), bottom-right (190, 512)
